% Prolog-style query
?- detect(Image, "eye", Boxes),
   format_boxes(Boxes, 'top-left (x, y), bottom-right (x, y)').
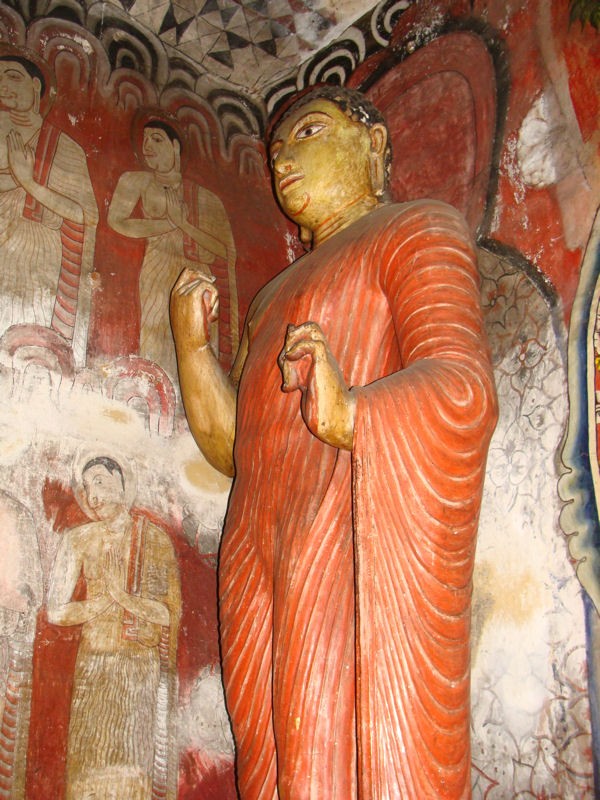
top-left (296, 122), bottom-right (325, 140)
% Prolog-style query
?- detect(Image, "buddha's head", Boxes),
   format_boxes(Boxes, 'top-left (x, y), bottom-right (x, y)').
top-left (0, 55), bottom-right (46, 115)
top-left (142, 120), bottom-right (182, 174)
top-left (269, 86), bottom-right (391, 238)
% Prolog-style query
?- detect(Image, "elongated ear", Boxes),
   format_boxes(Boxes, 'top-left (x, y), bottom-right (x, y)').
top-left (32, 77), bottom-right (41, 114)
top-left (299, 225), bottom-right (312, 250)
top-left (369, 123), bottom-right (388, 197)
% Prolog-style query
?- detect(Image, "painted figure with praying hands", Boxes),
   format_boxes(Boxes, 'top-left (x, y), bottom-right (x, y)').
top-left (47, 454), bottom-right (181, 800)
top-left (0, 45), bottom-right (97, 366)
top-left (108, 115), bottom-right (238, 378)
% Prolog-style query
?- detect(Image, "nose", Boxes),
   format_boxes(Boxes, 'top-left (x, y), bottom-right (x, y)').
top-left (273, 147), bottom-right (293, 175)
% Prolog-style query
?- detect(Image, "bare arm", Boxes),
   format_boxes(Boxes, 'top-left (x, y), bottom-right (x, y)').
top-left (171, 268), bottom-right (244, 477)
top-left (108, 171), bottom-right (174, 238)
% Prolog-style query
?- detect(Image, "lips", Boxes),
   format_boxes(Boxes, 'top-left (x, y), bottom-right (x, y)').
top-left (279, 173), bottom-right (303, 193)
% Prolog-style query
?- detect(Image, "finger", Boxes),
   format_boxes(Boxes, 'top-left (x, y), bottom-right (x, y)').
top-left (172, 267), bottom-right (215, 295)
top-left (283, 321), bottom-right (324, 350)
top-left (204, 290), bottom-right (219, 323)
top-left (180, 277), bottom-right (216, 297)
top-left (172, 267), bottom-right (198, 291)
top-left (6, 130), bottom-right (16, 153)
top-left (279, 351), bottom-right (301, 392)
top-left (279, 355), bottom-right (295, 391)
top-left (280, 352), bottom-right (313, 393)
top-left (282, 337), bottom-right (324, 363)
top-left (10, 131), bottom-right (24, 154)
top-left (278, 332), bottom-right (310, 371)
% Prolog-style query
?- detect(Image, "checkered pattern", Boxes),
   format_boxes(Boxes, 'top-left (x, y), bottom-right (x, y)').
top-left (126, 0), bottom-right (348, 89)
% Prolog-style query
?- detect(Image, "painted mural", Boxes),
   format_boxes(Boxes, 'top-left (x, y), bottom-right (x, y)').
top-left (0, 0), bottom-right (596, 798)
top-left (0, 6), bottom-right (294, 798)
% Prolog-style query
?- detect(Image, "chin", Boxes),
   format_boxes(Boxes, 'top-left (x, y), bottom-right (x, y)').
top-left (284, 194), bottom-right (311, 219)
top-left (93, 505), bottom-right (118, 521)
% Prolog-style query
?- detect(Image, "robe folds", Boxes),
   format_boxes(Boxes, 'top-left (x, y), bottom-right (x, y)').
top-left (0, 120), bottom-right (97, 365)
top-left (139, 181), bottom-right (238, 377)
top-left (219, 201), bottom-right (498, 800)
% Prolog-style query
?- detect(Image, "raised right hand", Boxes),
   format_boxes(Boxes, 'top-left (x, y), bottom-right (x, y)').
top-left (170, 267), bottom-right (219, 352)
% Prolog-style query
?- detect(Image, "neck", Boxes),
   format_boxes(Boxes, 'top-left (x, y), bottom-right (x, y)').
top-left (312, 193), bottom-right (380, 247)
top-left (99, 506), bottom-right (129, 533)
top-left (9, 108), bottom-right (41, 130)
top-left (153, 167), bottom-right (181, 187)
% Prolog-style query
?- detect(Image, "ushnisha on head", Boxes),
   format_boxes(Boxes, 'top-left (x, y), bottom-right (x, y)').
top-left (269, 86), bottom-right (392, 247)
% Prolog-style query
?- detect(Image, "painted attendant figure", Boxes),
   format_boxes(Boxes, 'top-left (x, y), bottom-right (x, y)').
top-left (0, 491), bottom-right (41, 799)
top-left (0, 46), bottom-right (97, 366)
top-left (47, 455), bottom-right (181, 800)
top-left (108, 117), bottom-right (238, 378)
top-left (171, 86), bottom-right (498, 799)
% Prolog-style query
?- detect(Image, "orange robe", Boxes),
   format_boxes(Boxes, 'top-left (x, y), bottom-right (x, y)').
top-left (219, 201), bottom-right (497, 799)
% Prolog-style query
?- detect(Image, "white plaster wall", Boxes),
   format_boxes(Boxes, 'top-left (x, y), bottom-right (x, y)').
top-left (471, 248), bottom-right (593, 797)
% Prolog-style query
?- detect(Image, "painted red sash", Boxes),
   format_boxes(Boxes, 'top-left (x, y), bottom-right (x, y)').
top-left (22, 121), bottom-right (84, 343)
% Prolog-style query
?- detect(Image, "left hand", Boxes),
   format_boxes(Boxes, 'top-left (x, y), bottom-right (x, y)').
top-left (278, 321), bottom-right (356, 450)
top-left (170, 267), bottom-right (218, 352)
top-left (165, 187), bottom-right (186, 228)
top-left (7, 130), bottom-right (34, 187)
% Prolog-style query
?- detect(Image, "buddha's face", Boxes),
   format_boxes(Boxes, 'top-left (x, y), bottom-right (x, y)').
top-left (142, 126), bottom-right (178, 173)
top-left (269, 97), bottom-right (380, 231)
top-left (0, 61), bottom-right (40, 113)
top-left (83, 464), bottom-right (126, 521)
